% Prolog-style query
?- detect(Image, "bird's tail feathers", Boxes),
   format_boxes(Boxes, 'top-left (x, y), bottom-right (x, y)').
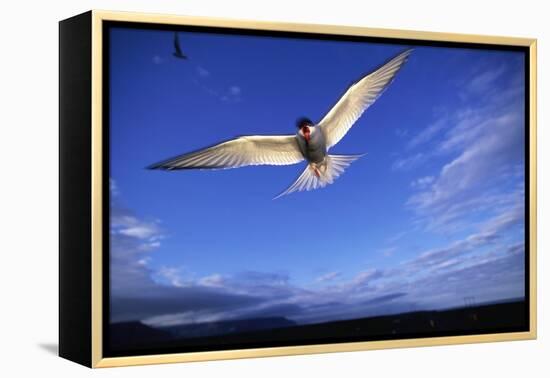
top-left (273, 154), bottom-right (364, 199)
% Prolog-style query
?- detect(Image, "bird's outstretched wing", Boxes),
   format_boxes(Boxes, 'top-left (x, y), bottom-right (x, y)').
top-left (148, 135), bottom-right (304, 170)
top-left (319, 49), bottom-right (412, 149)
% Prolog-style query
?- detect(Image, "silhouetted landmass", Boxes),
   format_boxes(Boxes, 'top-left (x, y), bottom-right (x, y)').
top-left (109, 316), bottom-right (295, 352)
top-left (109, 321), bottom-right (173, 351)
top-left (108, 300), bottom-right (526, 356)
top-left (161, 316), bottom-right (296, 339)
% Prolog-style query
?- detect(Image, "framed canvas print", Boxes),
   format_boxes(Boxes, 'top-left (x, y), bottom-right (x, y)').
top-left (59, 10), bottom-right (537, 368)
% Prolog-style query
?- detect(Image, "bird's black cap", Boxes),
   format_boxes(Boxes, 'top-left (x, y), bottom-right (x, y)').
top-left (296, 117), bottom-right (313, 129)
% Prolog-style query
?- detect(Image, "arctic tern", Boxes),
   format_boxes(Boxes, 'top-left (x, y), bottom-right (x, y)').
top-left (149, 49), bottom-right (412, 198)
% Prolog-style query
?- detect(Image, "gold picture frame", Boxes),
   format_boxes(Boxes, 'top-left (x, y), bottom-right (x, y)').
top-left (59, 9), bottom-right (537, 368)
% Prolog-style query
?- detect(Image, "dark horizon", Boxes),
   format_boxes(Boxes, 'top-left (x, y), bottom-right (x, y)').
top-left (108, 299), bottom-right (527, 356)
top-left (116, 295), bottom-right (525, 331)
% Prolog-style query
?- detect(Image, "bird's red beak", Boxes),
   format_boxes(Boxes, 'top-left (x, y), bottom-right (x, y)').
top-left (302, 126), bottom-right (311, 142)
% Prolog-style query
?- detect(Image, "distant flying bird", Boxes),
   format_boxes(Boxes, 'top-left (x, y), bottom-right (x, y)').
top-left (173, 32), bottom-right (187, 59)
top-left (149, 49), bottom-right (412, 198)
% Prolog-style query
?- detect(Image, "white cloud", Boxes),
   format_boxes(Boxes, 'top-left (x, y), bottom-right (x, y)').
top-left (407, 108), bottom-right (524, 231)
top-left (410, 176), bottom-right (434, 189)
top-left (392, 152), bottom-right (426, 171)
top-left (403, 63), bottom-right (524, 233)
top-left (196, 66), bottom-right (210, 77)
top-left (221, 85), bottom-right (243, 103)
top-left (199, 273), bottom-right (225, 287)
top-left (402, 202), bottom-right (524, 276)
top-left (109, 178), bottom-right (119, 197)
top-left (351, 269), bottom-right (383, 286)
top-left (111, 212), bottom-right (162, 241)
top-left (144, 311), bottom-right (222, 327)
top-left (466, 64), bottom-right (506, 94)
top-left (137, 257), bottom-right (151, 266)
top-left (109, 187), bottom-right (165, 297)
top-left (191, 71), bottom-right (242, 103)
top-left (316, 271), bottom-right (341, 283)
top-left (119, 225), bottom-right (158, 239)
top-left (407, 117), bottom-right (447, 150)
top-left (386, 231), bottom-right (407, 244)
top-left (229, 85), bottom-right (241, 95)
top-left (156, 266), bottom-right (187, 287)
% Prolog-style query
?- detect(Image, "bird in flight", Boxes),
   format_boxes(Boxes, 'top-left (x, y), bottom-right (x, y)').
top-left (149, 49), bottom-right (412, 198)
top-left (173, 32), bottom-right (188, 59)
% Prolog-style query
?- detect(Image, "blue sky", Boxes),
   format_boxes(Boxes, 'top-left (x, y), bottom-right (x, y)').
top-left (109, 27), bottom-right (526, 327)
